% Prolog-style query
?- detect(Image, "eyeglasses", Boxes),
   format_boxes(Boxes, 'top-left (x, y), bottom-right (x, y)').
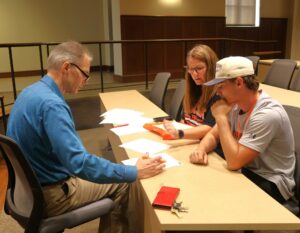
top-left (70, 63), bottom-right (90, 80)
top-left (184, 65), bottom-right (206, 74)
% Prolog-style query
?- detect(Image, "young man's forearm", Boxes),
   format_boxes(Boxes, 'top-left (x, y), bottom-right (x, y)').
top-left (215, 115), bottom-right (240, 170)
top-left (197, 126), bottom-right (219, 153)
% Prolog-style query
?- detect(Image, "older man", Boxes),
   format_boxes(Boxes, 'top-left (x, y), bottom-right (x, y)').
top-left (190, 56), bottom-right (297, 208)
top-left (7, 41), bottom-right (165, 233)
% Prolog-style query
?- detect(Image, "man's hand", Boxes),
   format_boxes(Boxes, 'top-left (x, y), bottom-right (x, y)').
top-left (163, 120), bottom-right (178, 139)
top-left (136, 155), bottom-right (165, 179)
top-left (189, 149), bottom-right (208, 165)
top-left (211, 99), bottom-right (232, 119)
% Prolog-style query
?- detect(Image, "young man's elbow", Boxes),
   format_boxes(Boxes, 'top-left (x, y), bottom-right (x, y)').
top-left (227, 162), bottom-right (243, 171)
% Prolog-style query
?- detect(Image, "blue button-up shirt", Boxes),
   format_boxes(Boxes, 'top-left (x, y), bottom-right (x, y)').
top-left (7, 75), bottom-right (137, 185)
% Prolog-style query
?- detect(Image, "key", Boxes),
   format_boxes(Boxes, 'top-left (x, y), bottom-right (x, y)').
top-left (178, 206), bottom-right (189, 213)
top-left (173, 201), bottom-right (189, 213)
top-left (171, 207), bottom-right (183, 219)
top-left (173, 201), bottom-right (182, 209)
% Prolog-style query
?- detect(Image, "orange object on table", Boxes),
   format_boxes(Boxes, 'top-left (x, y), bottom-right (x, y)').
top-left (143, 123), bottom-right (174, 140)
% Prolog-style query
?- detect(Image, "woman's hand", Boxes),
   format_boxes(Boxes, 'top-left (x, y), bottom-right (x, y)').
top-left (163, 120), bottom-right (179, 139)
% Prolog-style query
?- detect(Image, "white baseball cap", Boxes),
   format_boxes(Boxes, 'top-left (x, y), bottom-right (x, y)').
top-left (204, 56), bottom-right (254, 86)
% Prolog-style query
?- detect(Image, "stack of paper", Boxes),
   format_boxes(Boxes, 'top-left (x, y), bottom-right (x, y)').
top-left (100, 108), bottom-right (151, 125)
top-left (100, 108), bottom-right (153, 136)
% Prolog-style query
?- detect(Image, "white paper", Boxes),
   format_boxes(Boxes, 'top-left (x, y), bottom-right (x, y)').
top-left (101, 108), bottom-right (143, 118)
top-left (110, 125), bottom-right (148, 136)
top-left (99, 109), bottom-right (152, 125)
top-left (119, 138), bottom-right (170, 155)
top-left (155, 121), bottom-right (193, 130)
top-left (121, 153), bottom-right (181, 169)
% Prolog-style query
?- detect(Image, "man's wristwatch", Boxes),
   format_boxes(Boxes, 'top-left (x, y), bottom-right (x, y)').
top-left (178, 129), bottom-right (184, 139)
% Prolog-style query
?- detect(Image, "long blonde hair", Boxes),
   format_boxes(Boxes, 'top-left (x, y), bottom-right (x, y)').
top-left (184, 44), bottom-right (218, 113)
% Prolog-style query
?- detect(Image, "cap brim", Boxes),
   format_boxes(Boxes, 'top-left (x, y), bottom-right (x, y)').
top-left (203, 78), bottom-right (227, 86)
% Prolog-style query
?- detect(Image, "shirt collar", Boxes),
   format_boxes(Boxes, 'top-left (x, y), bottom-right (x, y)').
top-left (41, 75), bottom-right (64, 100)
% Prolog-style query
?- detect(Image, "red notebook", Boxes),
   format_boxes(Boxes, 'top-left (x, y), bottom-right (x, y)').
top-left (152, 186), bottom-right (180, 209)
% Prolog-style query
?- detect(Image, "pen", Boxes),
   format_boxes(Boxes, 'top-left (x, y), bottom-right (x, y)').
top-left (113, 123), bottom-right (129, 128)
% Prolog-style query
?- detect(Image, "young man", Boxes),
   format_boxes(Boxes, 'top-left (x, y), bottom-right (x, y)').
top-left (190, 56), bottom-right (297, 206)
top-left (7, 41), bottom-right (165, 233)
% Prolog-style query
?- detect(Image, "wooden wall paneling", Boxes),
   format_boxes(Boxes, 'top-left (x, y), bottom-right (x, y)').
top-left (164, 41), bottom-right (185, 79)
top-left (122, 43), bottom-right (145, 75)
top-left (245, 27), bottom-right (259, 41)
top-left (271, 19), bottom-right (287, 57)
top-left (162, 17), bottom-right (185, 78)
top-left (163, 17), bottom-right (183, 39)
top-left (199, 18), bottom-right (217, 37)
top-left (143, 17), bottom-right (165, 73)
top-left (120, 16), bottom-right (288, 82)
top-left (121, 16), bottom-right (145, 39)
top-left (147, 42), bottom-right (165, 73)
top-left (226, 27), bottom-right (248, 39)
top-left (121, 16), bottom-right (146, 80)
top-left (143, 16), bottom-right (164, 39)
top-left (244, 42), bottom-right (256, 56)
top-left (258, 18), bottom-right (274, 41)
top-left (256, 18), bottom-right (287, 59)
top-left (216, 18), bottom-right (226, 37)
top-left (182, 17), bottom-right (202, 38)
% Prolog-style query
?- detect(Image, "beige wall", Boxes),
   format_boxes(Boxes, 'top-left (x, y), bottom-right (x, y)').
top-left (0, 0), bottom-right (103, 43)
top-left (120, 0), bottom-right (224, 16)
top-left (290, 0), bottom-right (300, 60)
top-left (120, 0), bottom-right (291, 17)
top-left (260, 0), bottom-right (291, 18)
top-left (0, 0), bottom-right (104, 73)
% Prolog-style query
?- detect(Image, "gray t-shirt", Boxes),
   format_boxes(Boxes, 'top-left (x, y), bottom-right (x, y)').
top-left (229, 90), bottom-right (296, 200)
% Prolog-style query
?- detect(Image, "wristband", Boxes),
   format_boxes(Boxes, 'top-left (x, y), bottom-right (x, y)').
top-left (178, 129), bottom-right (184, 139)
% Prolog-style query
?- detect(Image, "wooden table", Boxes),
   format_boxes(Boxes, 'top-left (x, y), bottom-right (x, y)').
top-left (100, 90), bottom-right (300, 232)
top-left (260, 83), bottom-right (300, 107)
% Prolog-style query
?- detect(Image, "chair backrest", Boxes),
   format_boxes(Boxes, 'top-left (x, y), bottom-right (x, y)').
top-left (167, 79), bottom-right (185, 121)
top-left (283, 105), bottom-right (300, 208)
top-left (149, 72), bottom-right (171, 110)
top-left (246, 56), bottom-right (260, 75)
top-left (0, 134), bottom-right (44, 232)
top-left (263, 59), bottom-right (297, 89)
top-left (66, 96), bottom-right (101, 130)
top-left (0, 96), bottom-right (7, 134)
top-left (289, 69), bottom-right (300, 92)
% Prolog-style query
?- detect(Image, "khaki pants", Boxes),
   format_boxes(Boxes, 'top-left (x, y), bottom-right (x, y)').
top-left (42, 177), bottom-right (130, 233)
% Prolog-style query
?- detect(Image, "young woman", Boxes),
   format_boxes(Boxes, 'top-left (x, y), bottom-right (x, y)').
top-left (164, 44), bottom-right (219, 140)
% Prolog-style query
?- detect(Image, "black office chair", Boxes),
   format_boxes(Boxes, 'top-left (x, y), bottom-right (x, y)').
top-left (289, 69), bottom-right (300, 92)
top-left (263, 59), bottom-right (297, 89)
top-left (0, 96), bottom-right (7, 134)
top-left (149, 72), bottom-right (171, 110)
top-left (167, 79), bottom-right (185, 121)
top-left (0, 134), bottom-right (114, 233)
top-left (282, 105), bottom-right (300, 216)
top-left (66, 96), bottom-right (101, 130)
top-left (246, 56), bottom-right (260, 76)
